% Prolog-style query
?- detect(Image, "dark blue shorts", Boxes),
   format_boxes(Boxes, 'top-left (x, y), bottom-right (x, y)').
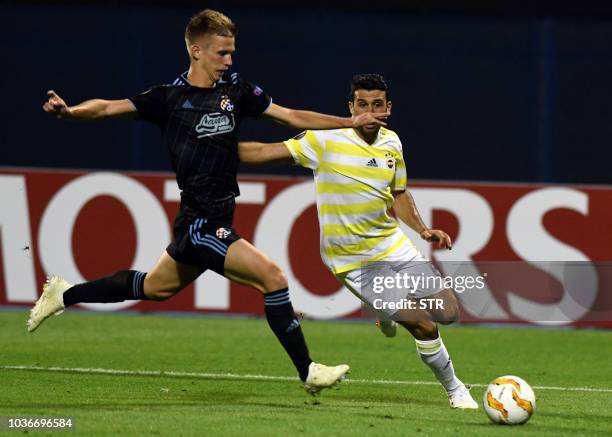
top-left (166, 196), bottom-right (241, 274)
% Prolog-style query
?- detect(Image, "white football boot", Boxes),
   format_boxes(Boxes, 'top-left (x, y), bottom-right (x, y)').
top-left (376, 319), bottom-right (397, 337)
top-left (303, 362), bottom-right (350, 395)
top-left (448, 383), bottom-right (479, 409)
top-left (27, 276), bottom-right (72, 333)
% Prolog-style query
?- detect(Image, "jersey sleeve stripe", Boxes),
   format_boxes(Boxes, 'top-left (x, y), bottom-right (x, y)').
top-left (284, 130), bottom-right (324, 169)
top-left (283, 140), bottom-right (302, 165)
top-left (392, 160), bottom-right (407, 191)
top-left (305, 130), bottom-right (324, 163)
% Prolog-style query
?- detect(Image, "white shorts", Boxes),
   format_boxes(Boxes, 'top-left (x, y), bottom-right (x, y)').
top-left (337, 248), bottom-right (445, 318)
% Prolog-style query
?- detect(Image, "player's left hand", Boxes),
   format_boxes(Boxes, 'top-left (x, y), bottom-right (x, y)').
top-left (420, 229), bottom-right (452, 250)
top-left (351, 111), bottom-right (389, 128)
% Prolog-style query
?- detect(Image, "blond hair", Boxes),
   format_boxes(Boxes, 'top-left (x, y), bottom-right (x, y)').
top-left (185, 9), bottom-right (236, 43)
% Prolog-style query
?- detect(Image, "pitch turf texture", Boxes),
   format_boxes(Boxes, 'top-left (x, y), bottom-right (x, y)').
top-left (1, 311), bottom-right (611, 436)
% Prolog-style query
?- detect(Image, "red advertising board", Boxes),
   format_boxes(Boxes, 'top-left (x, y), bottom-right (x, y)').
top-left (1, 168), bottom-right (611, 326)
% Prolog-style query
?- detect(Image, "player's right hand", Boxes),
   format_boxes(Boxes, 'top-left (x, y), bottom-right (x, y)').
top-left (420, 229), bottom-right (453, 250)
top-left (43, 90), bottom-right (71, 119)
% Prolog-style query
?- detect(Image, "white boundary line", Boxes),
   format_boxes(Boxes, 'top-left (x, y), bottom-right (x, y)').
top-left (2, 365), bottom-right (612, 393)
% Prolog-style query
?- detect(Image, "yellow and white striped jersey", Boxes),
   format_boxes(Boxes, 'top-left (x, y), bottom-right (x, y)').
top-left (284, 127), bottom-right (415, 274)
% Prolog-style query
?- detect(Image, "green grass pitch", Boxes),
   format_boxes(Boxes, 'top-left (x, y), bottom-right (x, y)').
top-left (1, 310), bottom-right (611, 436)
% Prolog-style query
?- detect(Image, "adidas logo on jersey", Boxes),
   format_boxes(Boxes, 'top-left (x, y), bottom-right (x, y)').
top-left (182, 99), bottom-right (194, 109)
top-left (366, 158), bottom-right (378, 167)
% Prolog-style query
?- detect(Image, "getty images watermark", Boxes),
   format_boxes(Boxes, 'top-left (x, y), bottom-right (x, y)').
top-left (372, 271), bottom-right (487, 294)
top-left (359, 261), bottom-right (612, 324)
top-left (360, 261), bottom-right (487, 317)
top-left (371, 271), bottom-right (487, 311)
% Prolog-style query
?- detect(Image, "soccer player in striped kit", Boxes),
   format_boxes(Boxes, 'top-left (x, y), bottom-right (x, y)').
top-left (239, 74), bottom-right (479, 409)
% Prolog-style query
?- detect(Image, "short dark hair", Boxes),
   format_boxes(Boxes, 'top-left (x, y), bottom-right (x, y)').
top-left (349, 74), bottom-right (390, 101)
top-left (185, 9), bottom-right (236, 44)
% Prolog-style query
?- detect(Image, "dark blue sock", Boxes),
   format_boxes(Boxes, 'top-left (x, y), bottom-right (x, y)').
top-left (63, 270), bottom-right (148, 307)
top-left (264, 288), bottom-right (313, 381)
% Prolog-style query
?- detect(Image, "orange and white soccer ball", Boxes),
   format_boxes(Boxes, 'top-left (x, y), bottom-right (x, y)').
top-left (483, 375), bottom-right (536, 425)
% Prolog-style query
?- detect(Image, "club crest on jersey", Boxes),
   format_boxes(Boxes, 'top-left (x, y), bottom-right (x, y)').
top-left (216, 227), bottom-right (231, 239)
top-left (195, 112), bottom-right (235, 138)
top-left (219, 95), bottom-right (234, 112)
top-left (385, 152), bottom-right (395, 169)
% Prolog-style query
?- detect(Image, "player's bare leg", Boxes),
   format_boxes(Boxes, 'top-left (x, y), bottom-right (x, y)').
top-left (375, 279), bottom-right (459, 338)
top-left (224, 239), bottom-right (349, 394)
top-left (223, 238), bottom-right (287, 293)
top-left (143, 252), bottom-right (201, 300)
top-left (427, 288), bottom-right (460, 326)
top-left (394, 289), bottom-right (478, 409)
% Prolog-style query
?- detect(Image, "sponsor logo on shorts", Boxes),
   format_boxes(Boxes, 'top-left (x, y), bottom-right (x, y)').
top-left (216, 227), bottom-right (231, 239)
top-left (195, 112), bottom-right (235, 138)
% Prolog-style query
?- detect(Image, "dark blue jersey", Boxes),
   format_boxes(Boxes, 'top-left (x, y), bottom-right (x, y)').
top-left (130, 71), bottom-right (271, 214)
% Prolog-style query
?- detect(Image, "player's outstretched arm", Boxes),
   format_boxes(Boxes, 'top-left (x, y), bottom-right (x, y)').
top-left (238, 141), bottom-right (294, 165)
top-left (393, 191), bottom-right (452, 250)
top-left (43, 90), bottom-right (136, 121)
top-left (262, 102), bottom-right (389, 130)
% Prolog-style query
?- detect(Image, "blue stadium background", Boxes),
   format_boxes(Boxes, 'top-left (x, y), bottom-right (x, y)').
top-left (2, 1), bottom-right (611, 184)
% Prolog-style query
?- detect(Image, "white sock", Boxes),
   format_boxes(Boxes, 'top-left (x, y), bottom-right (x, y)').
top-left (415, 335), bottom-right (462, 394)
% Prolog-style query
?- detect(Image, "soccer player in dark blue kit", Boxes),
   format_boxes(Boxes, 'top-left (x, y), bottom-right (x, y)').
top-left (32, 9), bottom-right (389, 395)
